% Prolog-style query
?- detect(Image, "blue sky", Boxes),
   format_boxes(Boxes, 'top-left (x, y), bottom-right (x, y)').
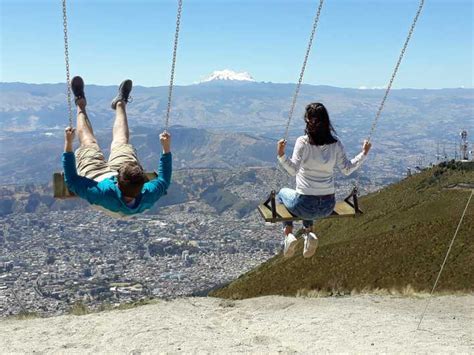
top-left (1, 0), bottom-right (472, 88)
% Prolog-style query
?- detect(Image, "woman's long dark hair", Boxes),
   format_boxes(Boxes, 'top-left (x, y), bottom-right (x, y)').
top-left (304, 102), bottom-right (338, 146)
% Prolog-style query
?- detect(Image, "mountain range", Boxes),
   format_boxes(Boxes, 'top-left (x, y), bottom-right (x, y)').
top-left (1, 81), bottom-right (472, 137)
top-left (1, 81), bottom-right (472, 186)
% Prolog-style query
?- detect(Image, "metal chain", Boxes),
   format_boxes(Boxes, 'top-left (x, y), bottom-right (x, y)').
top-left (274, 0), bottom-right (325, 184)
top-left (355, 0), bottom-right (424, 193)
top-left (417, 189), bottom-right (473, 330)
top-left (283, 0), bottom-right (325, 142)
top-left (164, 0), bottom-right (183, 131)
top-left (62, 0), bottom-right (73, 128)
top-left (366, 0), bottom-right (425, 143)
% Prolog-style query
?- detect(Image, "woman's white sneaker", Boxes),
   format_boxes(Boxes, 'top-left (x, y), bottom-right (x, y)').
top-left (303, 232), bottom-right (319, 258)
top-left (283, 233), bottom-right (298, 258)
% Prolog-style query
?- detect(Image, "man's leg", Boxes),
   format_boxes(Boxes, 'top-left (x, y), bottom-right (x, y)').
top-left (111, 101), bottom-right (129, 149)
top-left (110, 79), bottom-right (133, 150)
top-left (76, 98), bottom-right (98, 147)
top-left (70, 76), bottom-right (113, 180)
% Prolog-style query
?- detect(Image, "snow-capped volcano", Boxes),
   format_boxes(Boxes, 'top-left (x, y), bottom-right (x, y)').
top-left (201, 69), bottom-right (255, 83)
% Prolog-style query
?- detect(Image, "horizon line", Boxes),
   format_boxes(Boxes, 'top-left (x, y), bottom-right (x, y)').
top-left (0, 81), bottom-right (472, 91)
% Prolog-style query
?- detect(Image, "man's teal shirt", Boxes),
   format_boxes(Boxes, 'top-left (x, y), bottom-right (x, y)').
top-left (62, 152), bottom-right (172, 215)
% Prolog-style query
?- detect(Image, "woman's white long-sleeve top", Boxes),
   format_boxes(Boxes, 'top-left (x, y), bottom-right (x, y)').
top-left (277, 135), bottom-right (367, 195)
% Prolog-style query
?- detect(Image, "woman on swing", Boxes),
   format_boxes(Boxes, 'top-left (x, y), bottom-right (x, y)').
top-left (277, 102), bottom-right (371, 258)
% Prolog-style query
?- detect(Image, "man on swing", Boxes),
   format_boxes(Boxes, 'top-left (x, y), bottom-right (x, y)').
top-left (63, 76), bottom-right (172, 216)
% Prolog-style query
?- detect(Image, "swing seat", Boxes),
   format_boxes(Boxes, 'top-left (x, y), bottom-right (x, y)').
top-left (258, 187), bottom-right (362, 223)
top-left (53, 171), bottom-right (158, 199)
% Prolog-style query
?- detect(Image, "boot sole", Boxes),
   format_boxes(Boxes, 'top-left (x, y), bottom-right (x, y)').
top-left (111, 79), bottom-right (133, 109)
top-left (71, 76), bottom-right (85, 99)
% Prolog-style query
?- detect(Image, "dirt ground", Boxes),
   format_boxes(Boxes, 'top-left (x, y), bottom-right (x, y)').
top-left (2, 294), bottom-right (473, 353)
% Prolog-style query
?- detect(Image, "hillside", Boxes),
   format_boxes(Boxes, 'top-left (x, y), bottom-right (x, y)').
top-left (211, 162), bottom-right (474, 299)
top-left (0, 167), bottom-right (297, 216)
top-left (0, 126), bottom-right (276, 184)
top-left (2, 82), bottom-right (472, 189)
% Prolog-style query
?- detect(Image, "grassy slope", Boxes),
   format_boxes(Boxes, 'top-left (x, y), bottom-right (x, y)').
top-left (211, 162), bottom-right (474, 299)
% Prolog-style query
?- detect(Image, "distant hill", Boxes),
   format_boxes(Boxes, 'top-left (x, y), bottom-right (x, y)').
top-left (1, 82), bottom-right (472, 138)
top-left (0, 166), bottom-right (298, 217)
top-left (2, 81), bottom-right (472, 188)
top-left (0, 125), bottom-right (276, 184)
top-left (211, 161), bottom-right (474, 298)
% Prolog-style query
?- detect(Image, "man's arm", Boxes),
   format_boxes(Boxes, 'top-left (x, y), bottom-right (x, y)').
top-left (142, 131), bottom-right (172, 200)
top-left (63, 127), bottom-right (103, 203)
top-left (143, 152), bottom-right (172, 198)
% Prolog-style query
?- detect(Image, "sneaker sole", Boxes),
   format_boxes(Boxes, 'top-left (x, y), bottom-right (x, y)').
top-left (303, 238), bottom-right (318, 258)
top-left (284, 239), bottom-right (298, 258)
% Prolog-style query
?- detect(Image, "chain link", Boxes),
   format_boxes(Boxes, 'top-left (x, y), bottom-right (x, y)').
top-left (274, 0), bottom-right (325, 183)
top-left (366, 0), bottom-right (425, 144)
top-left (356, 0), bottom-right (424, 193)
top-left (283, 0), bottom-right (325, 142)
top-left (62, 0), bottom-right (73, 128)
top-left (164, 0), bottom-right (183, 131)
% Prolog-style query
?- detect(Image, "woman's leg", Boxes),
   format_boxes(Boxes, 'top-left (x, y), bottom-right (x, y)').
top-left (302, 219), bottom-right (318, 258)
top-left (277, 188), bottom-right (298, 210)
top-left (302, 220), bottom-right (314, 233)
top-left (278, 188), bottom-right (299, 236)
top-left (283, 221), bottom-right (293, 236)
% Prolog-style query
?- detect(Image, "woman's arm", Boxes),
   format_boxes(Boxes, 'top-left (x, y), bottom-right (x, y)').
top-left (277, 137), bottom-right (306, 176)
top-left (336, 140), bottom-right (370, 176)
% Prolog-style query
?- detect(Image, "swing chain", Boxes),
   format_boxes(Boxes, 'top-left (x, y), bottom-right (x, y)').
top-left (164, 0), bottom-right (183, 132)
top-left (366, 0), bottom-right (425, 144)
top-left (355, 0), bottom-right (425, 194)
top-left (62, 0), bottom-right (73, 128)
top-left (274, 0), bottom-right (325, 190)
top-left (283, 0), bottom-right (325, 142)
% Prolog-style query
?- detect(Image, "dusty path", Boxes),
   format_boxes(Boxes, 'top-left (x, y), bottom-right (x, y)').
top-left (1, 295), bottom-right (473, 353)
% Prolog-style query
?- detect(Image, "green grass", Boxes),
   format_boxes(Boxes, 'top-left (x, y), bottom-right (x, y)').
top-left (11, 311), bottom-right (40, 320)
top-left (68, 298), bottom-right (159, 316)
top-left (211, 162), bottom-right (474, 299)
top-left (69, 301), bottom-right (90, 316)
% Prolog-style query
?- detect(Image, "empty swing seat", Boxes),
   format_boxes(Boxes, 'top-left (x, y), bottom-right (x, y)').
top-left (53, 171), bottom-right (158, 199)
top-left (258, 188), bottom-right (362, 223)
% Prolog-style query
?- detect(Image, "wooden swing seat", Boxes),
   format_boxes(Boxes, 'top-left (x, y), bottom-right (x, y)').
top-left (258, 187), bottom-right (362, 223)
top-left (53, 171), bottom-right (158, 199)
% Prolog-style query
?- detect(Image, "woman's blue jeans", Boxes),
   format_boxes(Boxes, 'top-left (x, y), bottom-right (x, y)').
top-left (277, 188), bottom-right (336, 228)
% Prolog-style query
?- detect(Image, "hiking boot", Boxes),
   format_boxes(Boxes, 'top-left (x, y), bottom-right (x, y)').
top-left (303, 232), bottom-right (319, 258)
top-left (111, 79), bottom-right (133, 110)
top-left (283, 233), bottom-right (298, 258)
top-left (71, 76), bottom-right (86, 106)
